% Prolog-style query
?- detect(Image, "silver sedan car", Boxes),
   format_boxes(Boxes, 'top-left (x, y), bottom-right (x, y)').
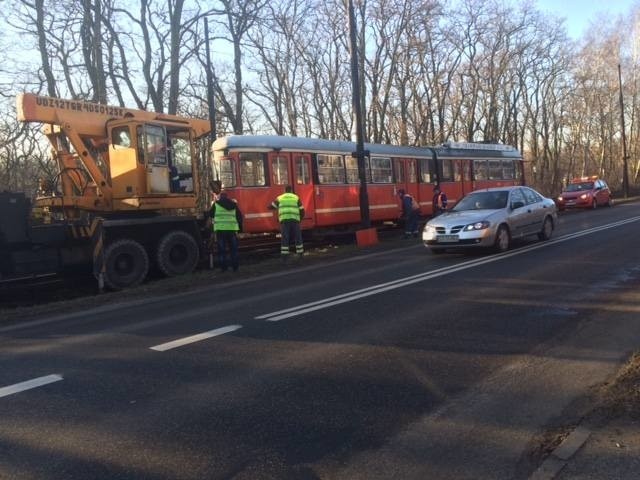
top-left (422, 186), bottom-right (557, 254)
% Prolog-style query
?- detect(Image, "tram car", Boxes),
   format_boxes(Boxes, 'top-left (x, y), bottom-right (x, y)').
top-left (211, 136), bottom-right (524, 235)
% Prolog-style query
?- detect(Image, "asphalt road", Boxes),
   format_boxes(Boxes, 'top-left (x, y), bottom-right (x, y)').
top-left (2, 202), bottom-right (640, 480)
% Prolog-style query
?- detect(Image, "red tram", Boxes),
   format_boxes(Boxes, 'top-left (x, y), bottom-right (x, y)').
top-left (211, 135), bottom-right (524, 234)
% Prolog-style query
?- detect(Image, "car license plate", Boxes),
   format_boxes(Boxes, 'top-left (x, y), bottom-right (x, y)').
top-left (437, 234), bottom-right (459, 243)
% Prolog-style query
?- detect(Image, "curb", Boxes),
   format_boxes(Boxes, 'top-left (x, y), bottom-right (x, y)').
top-left (529, 426), bottom-right (591, 480)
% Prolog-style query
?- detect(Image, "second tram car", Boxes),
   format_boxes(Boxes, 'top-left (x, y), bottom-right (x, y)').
top-left (211, 135), bottom-right (524, 234)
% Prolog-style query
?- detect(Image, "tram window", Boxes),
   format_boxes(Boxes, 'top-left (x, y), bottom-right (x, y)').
top-left (216, 157), bottom-right (236, 187)
top-left (239, 152), bottom-right (267, 186)
top-left (272, 156), bottom-right (289, 185)
top-left (393, 159), bottom-right (404, 183)
top-left (514, 162), bottom-right (523, 181)
top-left (488, 160), bottom-right (502, 180)
top-left (441, 159), bottom-right (454, 181)
top-left (419, 158), bottom-right (433, 183)
top-left (407, 160), bottom-right (417, 183)
top-left (502, 160), bottom-right (515, 179)
top-left (317, 154), bottom-right (346, 184)
top-left (346, 155), bottom-right (371, 183)
top-left (370, 157), bottom-right (392, 183)
top-left (453, 161), bottom-right (463, 181)
top-left (295, 156), bottom-right (310, 184)
top-left (474, 159), bottom-right (488, 180)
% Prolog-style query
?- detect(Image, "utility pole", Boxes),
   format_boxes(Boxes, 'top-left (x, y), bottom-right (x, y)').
top-left (618, 64), bottom-right (629, 198)
top-left (348, 0), bottom-right (370, 228)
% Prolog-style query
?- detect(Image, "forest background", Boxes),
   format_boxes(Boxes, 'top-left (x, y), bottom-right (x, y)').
top-left (1, 0), bottom-right (639, 200)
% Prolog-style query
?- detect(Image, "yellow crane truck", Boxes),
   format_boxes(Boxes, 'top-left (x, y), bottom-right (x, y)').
top-left (1, 93), bottom-right (212, 290)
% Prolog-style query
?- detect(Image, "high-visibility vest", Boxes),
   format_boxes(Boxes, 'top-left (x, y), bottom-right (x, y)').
top-left (276, 192), bottom-right (301, 222)
top-left (213, 203), bottom-right (239, 232)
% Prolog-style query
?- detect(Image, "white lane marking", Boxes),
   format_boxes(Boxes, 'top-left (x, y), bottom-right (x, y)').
top-left (258, 215), bottom-right (640, 322)
top-left (149, 325), bottom-right (242, 352)
top-left (0, 374), bottom-right (63, 398)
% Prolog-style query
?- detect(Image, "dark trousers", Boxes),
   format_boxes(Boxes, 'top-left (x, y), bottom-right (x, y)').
top-left (216, 231), bottom-right (239, 271)
top-left (404, 210), bottom-right (419, 235)
top-left (280, 220), bottom-right (303, 255)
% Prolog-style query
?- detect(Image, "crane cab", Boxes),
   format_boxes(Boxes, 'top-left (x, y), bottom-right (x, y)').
top-left (108, 120), bottom-right (197, 199)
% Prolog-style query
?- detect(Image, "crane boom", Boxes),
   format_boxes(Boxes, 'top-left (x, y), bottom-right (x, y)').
top-left (17, 93), bottom-right (211, 137)
top-left (16, 93), bottom-right (212, 216)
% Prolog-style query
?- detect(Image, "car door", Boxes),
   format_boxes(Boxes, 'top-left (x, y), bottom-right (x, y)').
top-left (521, 187), bottom-right (546, 234)
top-left (507, 188), bottom-right (529, 238)
top-left (595, 180), bottom-right (607, 205)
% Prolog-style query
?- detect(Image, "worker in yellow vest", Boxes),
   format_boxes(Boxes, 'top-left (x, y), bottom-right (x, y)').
top-left (210, 190), bottom-right (243, 272)
top-left (269, 185), bottom-right (305, 261)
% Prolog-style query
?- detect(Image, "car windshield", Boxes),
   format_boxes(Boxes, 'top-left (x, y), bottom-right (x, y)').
top-left (453, 191), bottom-right (509, 211)
top-left (565, 182), bottom-right (593, 192)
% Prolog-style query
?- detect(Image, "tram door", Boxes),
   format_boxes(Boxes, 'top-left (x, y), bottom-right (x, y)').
top-left (393, 158), bottom-right (411, 194)
top-left (268, 152), bottom-right (314, 229)
top-left (458, 159), bottom-right (473, 197)
top-left (393, 158), bottom-right (418, 205)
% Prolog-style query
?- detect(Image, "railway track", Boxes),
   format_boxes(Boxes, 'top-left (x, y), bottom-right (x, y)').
top-left (0, 228), bottom-right (398, 311)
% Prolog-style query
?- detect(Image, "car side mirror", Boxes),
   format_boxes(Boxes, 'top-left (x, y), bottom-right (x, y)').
top-left (511, 201), bottom-right (524, 210)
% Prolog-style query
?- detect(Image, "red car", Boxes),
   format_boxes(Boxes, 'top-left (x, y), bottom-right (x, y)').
top-left (556, 176), bottom-right (613, 210)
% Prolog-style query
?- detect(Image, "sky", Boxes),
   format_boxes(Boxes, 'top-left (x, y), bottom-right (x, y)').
top-left (536, 0), bottom-right (638, 39)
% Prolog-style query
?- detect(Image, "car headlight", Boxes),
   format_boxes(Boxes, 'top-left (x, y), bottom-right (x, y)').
top-left (580, 193), bottom-right (590, 199)
top-left (558, 196), bottom-right (563, 201)
top-left (463, 221), bottom-right (490, 231)
top-left (424, 225), bottom-right (436, 233)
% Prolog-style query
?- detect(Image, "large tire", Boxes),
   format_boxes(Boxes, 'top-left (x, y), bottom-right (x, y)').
top-left (537, 216), bottom-right (554, 241)
top-left (591, 198), bottom-right (597, 209)
top-left (156, 230), bottom-right (199, 277)
top-left (104, 239), bottom-right (149, 290)
top-left (493, 225), bottom-right (511, 253)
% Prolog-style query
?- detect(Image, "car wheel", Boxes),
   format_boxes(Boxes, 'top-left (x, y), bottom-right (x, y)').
top-left (591, 198), bottom-right (597, 209)
top-left (606, 196), bottom-right (614, 207)
top-left (493, 225), bottom-right (510, 253)
top-left (537, 216), bottom-right (554, 241)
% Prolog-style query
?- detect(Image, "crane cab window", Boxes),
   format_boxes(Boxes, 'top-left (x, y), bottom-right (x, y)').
top-left (112, 126), bottom-right (131, 148)
top-left (138, 124), bottom-right (167, 165)
top-left (167, 130), bottom-right (194, 192)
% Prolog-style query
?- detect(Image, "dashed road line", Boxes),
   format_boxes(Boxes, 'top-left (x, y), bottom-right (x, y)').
top-left (149, 325), bottom-right (242, 352)
top-left (0, 374), bottom-right (63, 398)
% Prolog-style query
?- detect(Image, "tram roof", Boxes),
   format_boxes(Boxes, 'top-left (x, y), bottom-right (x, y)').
top-left (212, 135), bottom-right (522, 159)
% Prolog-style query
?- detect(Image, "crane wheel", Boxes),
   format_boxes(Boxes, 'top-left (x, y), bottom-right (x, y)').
top-left (156, 230), bottom-right (199, 277)
top-left (104, 239), bottom-right (149, 290)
